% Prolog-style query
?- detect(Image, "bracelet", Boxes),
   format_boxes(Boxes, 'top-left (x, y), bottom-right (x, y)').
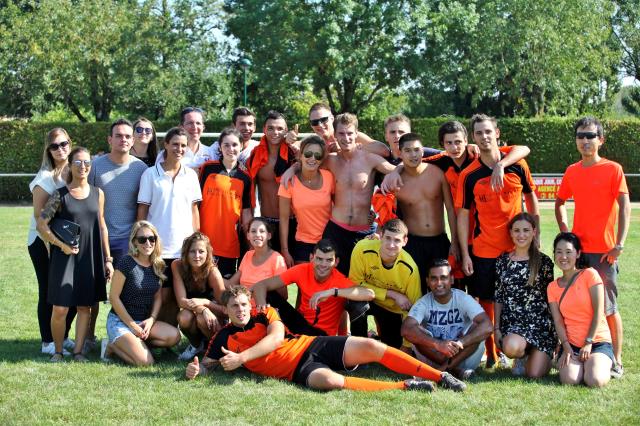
top-left (334, 288), bottom-right (339, 297)
top-left (105, 256), bottom-right (113, 263)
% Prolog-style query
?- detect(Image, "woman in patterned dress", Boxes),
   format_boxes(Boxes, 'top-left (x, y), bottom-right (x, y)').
top-left (494, 212), bottom-right (556, 378)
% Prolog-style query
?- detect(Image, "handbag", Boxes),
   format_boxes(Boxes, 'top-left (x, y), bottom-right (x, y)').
top-left (50, 217), bottom-right (81, 247)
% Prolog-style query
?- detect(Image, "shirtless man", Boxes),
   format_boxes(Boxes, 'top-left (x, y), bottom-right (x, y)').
top-left (393, 133), bottom-right (457, 293)
top-left (319, 113), bottom-right (396, 276)
top-left (246, 111), bottom-right (297, 253)
top-left (383, 114), bottom-right (440, 164)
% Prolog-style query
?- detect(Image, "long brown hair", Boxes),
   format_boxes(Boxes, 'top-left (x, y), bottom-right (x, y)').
top-left (508, 212), bottom-right (541, 287)
top-left (179, 232), bottom-right (214, 294)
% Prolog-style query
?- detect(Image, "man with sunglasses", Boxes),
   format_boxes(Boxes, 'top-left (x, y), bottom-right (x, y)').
top-left (88, 118), bottom-right (148, 353)
top-left (555, 117), bottom-right (630, 378)
top-left (306, 103), bottom-right (390, 157)
top-left (252, 238), bottom-right (374, 336)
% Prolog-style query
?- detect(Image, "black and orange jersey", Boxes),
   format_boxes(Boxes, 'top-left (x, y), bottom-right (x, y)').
top-left (455, 154), bottom-right (535, 258)
top-left (199, 161), bottom-right (252, 258)
top-left (205, 307), bottom-right (316, 381)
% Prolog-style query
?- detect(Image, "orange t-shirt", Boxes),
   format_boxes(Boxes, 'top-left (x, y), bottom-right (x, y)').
top-left (205, 307), bottom-right (315, 381)
top-left (557, 158), bottom-right (628, 253)
top-left (277, 169), bottom-right (334, 243)
top-left (238, 250), bottom-right (287, 290)
top-left (279, 263), bottom-right (355, 336)
top-left (547, 268), bottom-right (611, 347)
top-left (455, 155), bottom-right (535, 258)
top-left (199, 161), bottom-right (252, 258)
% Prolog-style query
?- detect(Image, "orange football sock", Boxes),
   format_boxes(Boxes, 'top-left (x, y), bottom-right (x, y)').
top-left (380, 346), bottom-right (441, 382)
top-left (479, 300), bottom-right (498, 361)
top-left (343, 376), bottom-right (405, 391)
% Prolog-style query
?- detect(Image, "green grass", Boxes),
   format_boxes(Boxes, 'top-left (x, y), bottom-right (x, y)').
top-left (1, 206), bottom-right (638, 425)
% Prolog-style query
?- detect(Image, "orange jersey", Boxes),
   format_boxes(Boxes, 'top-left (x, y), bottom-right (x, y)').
top-left (547, 268), bottom-right (611, 347)
top-left (280, 263), bottom-right (355, 336)
top-left (557, 158), bottom-right (628, 253)
top-left (455, 154), bottom-right (535, 258)
top-left (199, 161), bottom-right (252, 258)
top-left (205, 307), bottom-right (315, 381)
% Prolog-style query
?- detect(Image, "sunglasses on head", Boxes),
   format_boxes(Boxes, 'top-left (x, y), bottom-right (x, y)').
top-left (49, 141), bottom-right (69, 151)
top-left (181, 106), bottom-right (204, 115)
top-left (576, 131), bottom-right (599, 140)
top-left (135, 235), bottom-right (157, 244)
top-left (303, 151), bottom-right (323, 160)
top-left (310, 116), bottom-right (330, 126)
top-left (72, 159), bottom-right (91, 168)
top-left (135, 127), bottom-right (153, 135)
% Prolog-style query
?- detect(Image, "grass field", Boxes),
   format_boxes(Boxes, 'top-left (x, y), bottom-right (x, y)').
top-left (0, 206), bottom-right (638, 425)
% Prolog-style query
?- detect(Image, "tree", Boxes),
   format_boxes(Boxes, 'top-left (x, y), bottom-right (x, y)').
top-left (0, 0), bottom-right (232, 121)
top-left (224, 0), bottom-right (420, 116)
top-left (612, 0), bottom-right (640, 82)
top-left (409, 0), bottom-right (621, 117)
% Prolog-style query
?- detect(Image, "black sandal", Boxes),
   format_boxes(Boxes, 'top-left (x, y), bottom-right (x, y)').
top-left (50, 352), bottom-right (64, 362)
top-left (73, 352), bottom-right (88, 363)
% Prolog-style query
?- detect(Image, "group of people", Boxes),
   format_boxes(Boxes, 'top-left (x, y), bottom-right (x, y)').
top-left (27, 104), bottom-right (629, 392)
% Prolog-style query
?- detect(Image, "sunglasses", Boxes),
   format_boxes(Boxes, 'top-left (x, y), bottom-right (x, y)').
top-left (135, 127), bottom-right (153, 135)
top-left (181, 106), bottom-right (204, 115)
top-left (310, 116), bottom-right (330, 126)
top-left (72, 159), bottom-right (92, 168)
top-left (303, 151), bottom-right (323, 160)
top-left (49, 141), bottom-right (70, 151)
top-left (576, 131), bottom-right (599, 140)
top-left (135, 235), bottom-right (157, 244)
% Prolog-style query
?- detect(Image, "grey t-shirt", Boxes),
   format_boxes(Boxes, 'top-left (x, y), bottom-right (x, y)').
top-left (89, 154), bottom-right (148, 240)
top-left (408, 289), bottom-right (484, 341)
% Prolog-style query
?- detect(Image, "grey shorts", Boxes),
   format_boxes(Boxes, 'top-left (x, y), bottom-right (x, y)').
top-left (106, 311), bottom-right (143, 344)
top-left (581, 253), bottom-right (619, 315)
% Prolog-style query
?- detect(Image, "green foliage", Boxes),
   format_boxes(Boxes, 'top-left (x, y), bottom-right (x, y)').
top-left (612, 0), bottom-right (640, 81)
top-left (621, 86), bottom-right (640, 115)
top-left (224, 0), bottom-right (418, 117)
top-left (410, 0), bottom-right (621, 117)
top-left (0, 0), bottom-right (232, 122)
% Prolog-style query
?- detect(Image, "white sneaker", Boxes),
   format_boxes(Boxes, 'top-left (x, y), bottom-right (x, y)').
top-left (179, 343), bottom-right (203, 361)
top-left (42, 342), bottom-right (70, 356)
top-left (63, 338), bottom-right (75, 351)
top-left (100, 338), bottom-right (112, 363)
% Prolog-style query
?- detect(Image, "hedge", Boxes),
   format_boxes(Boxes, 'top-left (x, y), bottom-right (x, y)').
top-left (1, 117), bottom-right (639, 202)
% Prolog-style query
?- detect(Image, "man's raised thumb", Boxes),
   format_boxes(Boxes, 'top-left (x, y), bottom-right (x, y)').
top-left (193, 356), bottom-right (199, 365)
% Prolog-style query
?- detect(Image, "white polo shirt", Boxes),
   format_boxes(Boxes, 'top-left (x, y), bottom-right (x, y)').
top-left (138, 163), bottom-right (202, 259)
top-left (156, 142), bottom-right (214, 170)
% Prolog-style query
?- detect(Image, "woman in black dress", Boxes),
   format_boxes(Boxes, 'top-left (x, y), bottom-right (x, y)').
top-left (37, 147), bottom-right (113, 362)
top-left (494, 212), bottom-right (556, 378)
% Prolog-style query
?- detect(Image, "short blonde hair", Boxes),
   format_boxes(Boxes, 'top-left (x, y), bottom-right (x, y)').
top-left (335, 113), bottom-right (358, 131)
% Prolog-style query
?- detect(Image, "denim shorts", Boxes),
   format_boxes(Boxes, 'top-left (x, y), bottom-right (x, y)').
top-left (559, 341), bottom-right (614, 363)
top-left (106, 311), bottom-right (143, 344)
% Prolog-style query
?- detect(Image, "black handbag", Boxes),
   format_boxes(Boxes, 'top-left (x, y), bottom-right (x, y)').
top-left (50, 218), bottom-right (81, 247)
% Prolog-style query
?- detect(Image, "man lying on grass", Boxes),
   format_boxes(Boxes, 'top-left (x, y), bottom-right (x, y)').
top-left (185, 286), bottom-right (466, 392)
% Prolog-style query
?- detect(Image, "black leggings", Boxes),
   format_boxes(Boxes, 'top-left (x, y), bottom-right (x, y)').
top-left (266, 291), bottom-right (327, 336)
top-left (350, 303), bottom-right (403, 348)
top-left (28, 237), bottom-right (76, 343)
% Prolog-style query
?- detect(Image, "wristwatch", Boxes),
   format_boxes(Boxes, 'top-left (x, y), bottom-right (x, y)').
top-left (584, 337), bottom-right (593, 345)
top-left (334, 288), bottom-right (339, 297)
top-left (614, 244), bottom-right (624, 251)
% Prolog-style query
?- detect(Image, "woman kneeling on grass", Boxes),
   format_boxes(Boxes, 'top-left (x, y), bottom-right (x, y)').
top-left (494, 213), bottom-right (556, 378)
top-left (547, 232), bottom-right (613, 387)
top-left (102, 221), bottom-right (180, 366)
top-left (173, 232), bottom-right (226, 361)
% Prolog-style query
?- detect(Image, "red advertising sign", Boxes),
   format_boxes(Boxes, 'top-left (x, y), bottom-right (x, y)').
top-left (533, 176), bottom-right (563, 200)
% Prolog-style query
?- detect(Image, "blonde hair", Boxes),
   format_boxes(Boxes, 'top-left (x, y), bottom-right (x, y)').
top-left (128, 221), bottom-right (167, 282)
top-left (41, 128), bottom-right (72, 181)
top-left (334, 113), bottom-right (358, 131)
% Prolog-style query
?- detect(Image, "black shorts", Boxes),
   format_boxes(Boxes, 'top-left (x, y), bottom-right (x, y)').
top-left (468, 254), bottom-right (497, 301)
top-left (215, 256), bottom-right (237, 279)
top-left (162, 258), bottom-right (177, 289)
top-left (262, 217), bottom-right (297, 255)
top-left (322, 220), bottom-right (373, 276)
top-left (292, 336), bottom-right (350, 386)
top-left (291, 240), bottom-right (316, 263)
top-left (404, 233), bottom-right (450, 294)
